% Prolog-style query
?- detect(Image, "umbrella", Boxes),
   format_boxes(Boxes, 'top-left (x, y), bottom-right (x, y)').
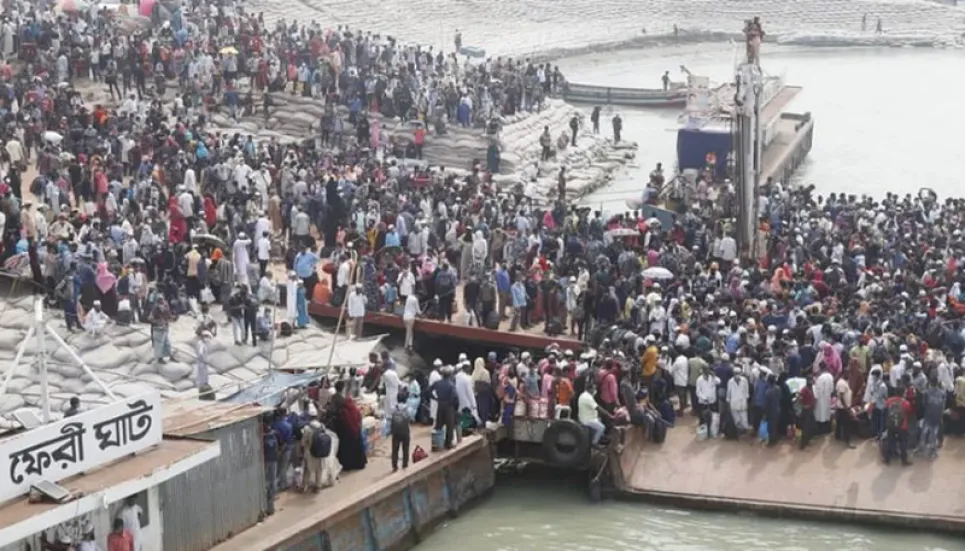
top-left (641, 267), bottom-right (674, 280)
top-left (115, 14), bottom-right (151, 32)
top-left (604, 228), bottom-right (638, 238)
top-left (191, 233), bottom-right (227, 251)
top-left (220, 46), bottom-right (239, 56)
top-left (54, 0), bottom-right (90, 12)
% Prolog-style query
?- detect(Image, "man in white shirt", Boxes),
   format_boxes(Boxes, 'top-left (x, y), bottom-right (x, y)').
top-left (117, 496), bottom-right (144, 551)
top-left (695, 366), bottom-right (720, 422)
top-left (577, 383), bottom-right (608, 445)
top-left (671, 352), bottom-right (690, 413)
top-left (398, 268), bottom-right (415, 303)
top-left (455, 362), bottom-right (480, 425)
top-left (402, 294), bottom-right (421, 351)
top-left (346, 284), bottom-right (367, 340)
top-left (726, 367), bottom-right (750, 432)
top-left (178, 186), bottom-right (194, 218)
top-left (718, 234), bottom-right (737, 265)
top-left (256, 231), bottom-right (271, 277)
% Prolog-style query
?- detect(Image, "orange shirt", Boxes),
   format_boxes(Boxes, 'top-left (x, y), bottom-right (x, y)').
top-left (414, 127), bottom-right (426, 145)
top-left (555, 377), bottom-right (574, 408)
top-left (107, 530), bottom-right (134, 551)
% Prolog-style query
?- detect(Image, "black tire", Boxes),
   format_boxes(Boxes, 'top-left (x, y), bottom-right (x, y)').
top-left (542, 419), bottom-right (591, 468)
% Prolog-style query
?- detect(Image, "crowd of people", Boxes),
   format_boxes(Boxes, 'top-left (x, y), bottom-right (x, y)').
top-left (347, 159), bottom-right (965, 465)
top-left (4, 4), bottom-right (965, 547)
top-left (0, 3), bottom-right (579, 536)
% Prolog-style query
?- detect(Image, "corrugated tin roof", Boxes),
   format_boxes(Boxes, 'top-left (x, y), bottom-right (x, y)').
top-left (162, 399), bottom-right (267, 437)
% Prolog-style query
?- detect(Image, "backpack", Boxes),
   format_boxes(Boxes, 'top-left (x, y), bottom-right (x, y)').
top-left (871, 340), bottom-right (889, 364)
top-left (390, 410), bottom-right (410, 437)
top-left (885, 400), bottom-right (904, 431)
top-left (309, 429), bottom-right (332, 458)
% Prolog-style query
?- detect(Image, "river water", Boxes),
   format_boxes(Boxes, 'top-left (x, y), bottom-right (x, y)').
top-left (415, 470), bottom-right (958, 550)
top-left (554, 45), bottom-right (965, 212)
top-left (413, 45), bottom-right (964, 551)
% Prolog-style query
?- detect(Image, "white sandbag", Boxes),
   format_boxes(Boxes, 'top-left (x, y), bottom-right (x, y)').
top-left (158, 361), bottom-right (194, 382)
top-left (0, 395), bottom-right (25, 415)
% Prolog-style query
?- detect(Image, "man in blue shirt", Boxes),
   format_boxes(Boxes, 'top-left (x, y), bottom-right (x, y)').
top-left (271, 409), bottom-right (294, 491)
top-left (494, 265), bottom-right (510, 319)
top-left (509, 276), bottom-right (528, 332)
top-left (385, 225), bottom-right (401, 248)
top-left (429, 366), bottom-right (459, 449)
top-left (294, 245), bottom-right (319, 299)
top-left (224, 83), bottom-right (240, 121)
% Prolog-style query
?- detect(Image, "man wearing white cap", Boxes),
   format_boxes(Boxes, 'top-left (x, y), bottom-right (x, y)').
top-left (84, 300), bottom-right (109, 337)
top-left (196, 331), bottom-right (213, 400)
top-left (347, 284), bottom-right (367, 340)
top-left (233, 232), bottom-right (253, 286)
top-left (726, 367), bottom-right (750, 432)
top-left (428, 359), bottom-right (443, 424)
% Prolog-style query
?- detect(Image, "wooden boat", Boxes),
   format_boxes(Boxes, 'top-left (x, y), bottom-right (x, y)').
top-left (562, 81), bottom-right (687, 108)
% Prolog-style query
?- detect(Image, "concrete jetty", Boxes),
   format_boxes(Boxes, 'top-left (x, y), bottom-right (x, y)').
top-left (614, 419), bottom-right (965, 532)
top-left (211, 429), bottom-right (494, 551)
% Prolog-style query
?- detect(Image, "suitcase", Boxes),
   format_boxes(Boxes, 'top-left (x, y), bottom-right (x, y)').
top-left (650, 420), bottom-right (667, 443)
top-left (484, 311), bottom-right (500, 330)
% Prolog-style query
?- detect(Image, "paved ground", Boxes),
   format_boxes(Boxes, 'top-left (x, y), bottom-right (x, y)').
top-left (250, 0), bottom-right (965, 57)
top-left (622, 417), bottom-right (965, 527)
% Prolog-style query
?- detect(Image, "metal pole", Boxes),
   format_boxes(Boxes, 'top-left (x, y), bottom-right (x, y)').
top-left (326, 249), bottom-right (359, 370)
top-left (0, 325), bottom-right (35, 397)
top-left (44, 324), bottom-right (118, 401)
top-left (266, 297), bottom-right (278, 373)
top-left (35, 298), bottom-right (50, 423)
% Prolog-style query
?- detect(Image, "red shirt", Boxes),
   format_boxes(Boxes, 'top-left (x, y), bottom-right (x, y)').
top-left (799, 385), bottom-right (816, 410)
top-left (107, 530), bottom-right (134, 551)
top-left (884, 396), bottom-right (913, 431)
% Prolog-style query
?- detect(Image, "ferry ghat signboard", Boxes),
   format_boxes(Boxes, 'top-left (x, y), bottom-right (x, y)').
top-left (0, 392), bottom-right (163, 504)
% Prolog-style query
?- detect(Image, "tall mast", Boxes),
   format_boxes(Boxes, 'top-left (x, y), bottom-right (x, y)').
top-left (734, 19), bottom-right (764, 260)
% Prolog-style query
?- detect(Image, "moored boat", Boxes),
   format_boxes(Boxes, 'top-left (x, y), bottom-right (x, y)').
top-left (562, 81), bottom-right (686, 108)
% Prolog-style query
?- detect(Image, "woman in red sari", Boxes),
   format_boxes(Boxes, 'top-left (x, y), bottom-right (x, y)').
top-left (203, 194), bottom-right (218, 228)
top-left (168, 196), bottom-right (188, 244)
top-left (328, 380), bottom-right (368, 471)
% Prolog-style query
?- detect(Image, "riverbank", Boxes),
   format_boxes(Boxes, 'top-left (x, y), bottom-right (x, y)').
top-left (209, 93), bottom-right (637, 208)
top-left (250, 0), bottom-right (965, 59)
top-left (615, 418), bottom-right (965, 533)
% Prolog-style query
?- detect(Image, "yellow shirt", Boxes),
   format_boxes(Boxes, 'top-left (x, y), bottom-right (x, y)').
top-left (955, 376), bottom-right (965, 408)
top-left (642, 345), bottom-right (659, 378)
top-left (186, 250), bottom-right (202, 277)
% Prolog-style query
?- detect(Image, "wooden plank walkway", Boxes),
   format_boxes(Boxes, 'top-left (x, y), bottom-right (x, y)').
top-left (309, 279), bottom-right (586, 352)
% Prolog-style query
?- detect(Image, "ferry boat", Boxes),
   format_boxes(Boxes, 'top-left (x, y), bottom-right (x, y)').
top-left (675, 69), bottom-right (814, 185)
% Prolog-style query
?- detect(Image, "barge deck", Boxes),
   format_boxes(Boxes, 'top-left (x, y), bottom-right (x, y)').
top-left (614, 419), bottom-right (965, 533)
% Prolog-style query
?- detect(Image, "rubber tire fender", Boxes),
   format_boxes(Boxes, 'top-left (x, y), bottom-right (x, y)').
top-left (542, 418), bottom-right (591, 468)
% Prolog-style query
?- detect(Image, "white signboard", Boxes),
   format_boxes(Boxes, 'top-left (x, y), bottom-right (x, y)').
top-left (0, 392), bottom-right (163, 504)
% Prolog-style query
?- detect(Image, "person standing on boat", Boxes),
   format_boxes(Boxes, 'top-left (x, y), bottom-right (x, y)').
top-left (662, 71), bottom-right (671, 91)
top-left (611, 113), bottom-right (623, 143)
